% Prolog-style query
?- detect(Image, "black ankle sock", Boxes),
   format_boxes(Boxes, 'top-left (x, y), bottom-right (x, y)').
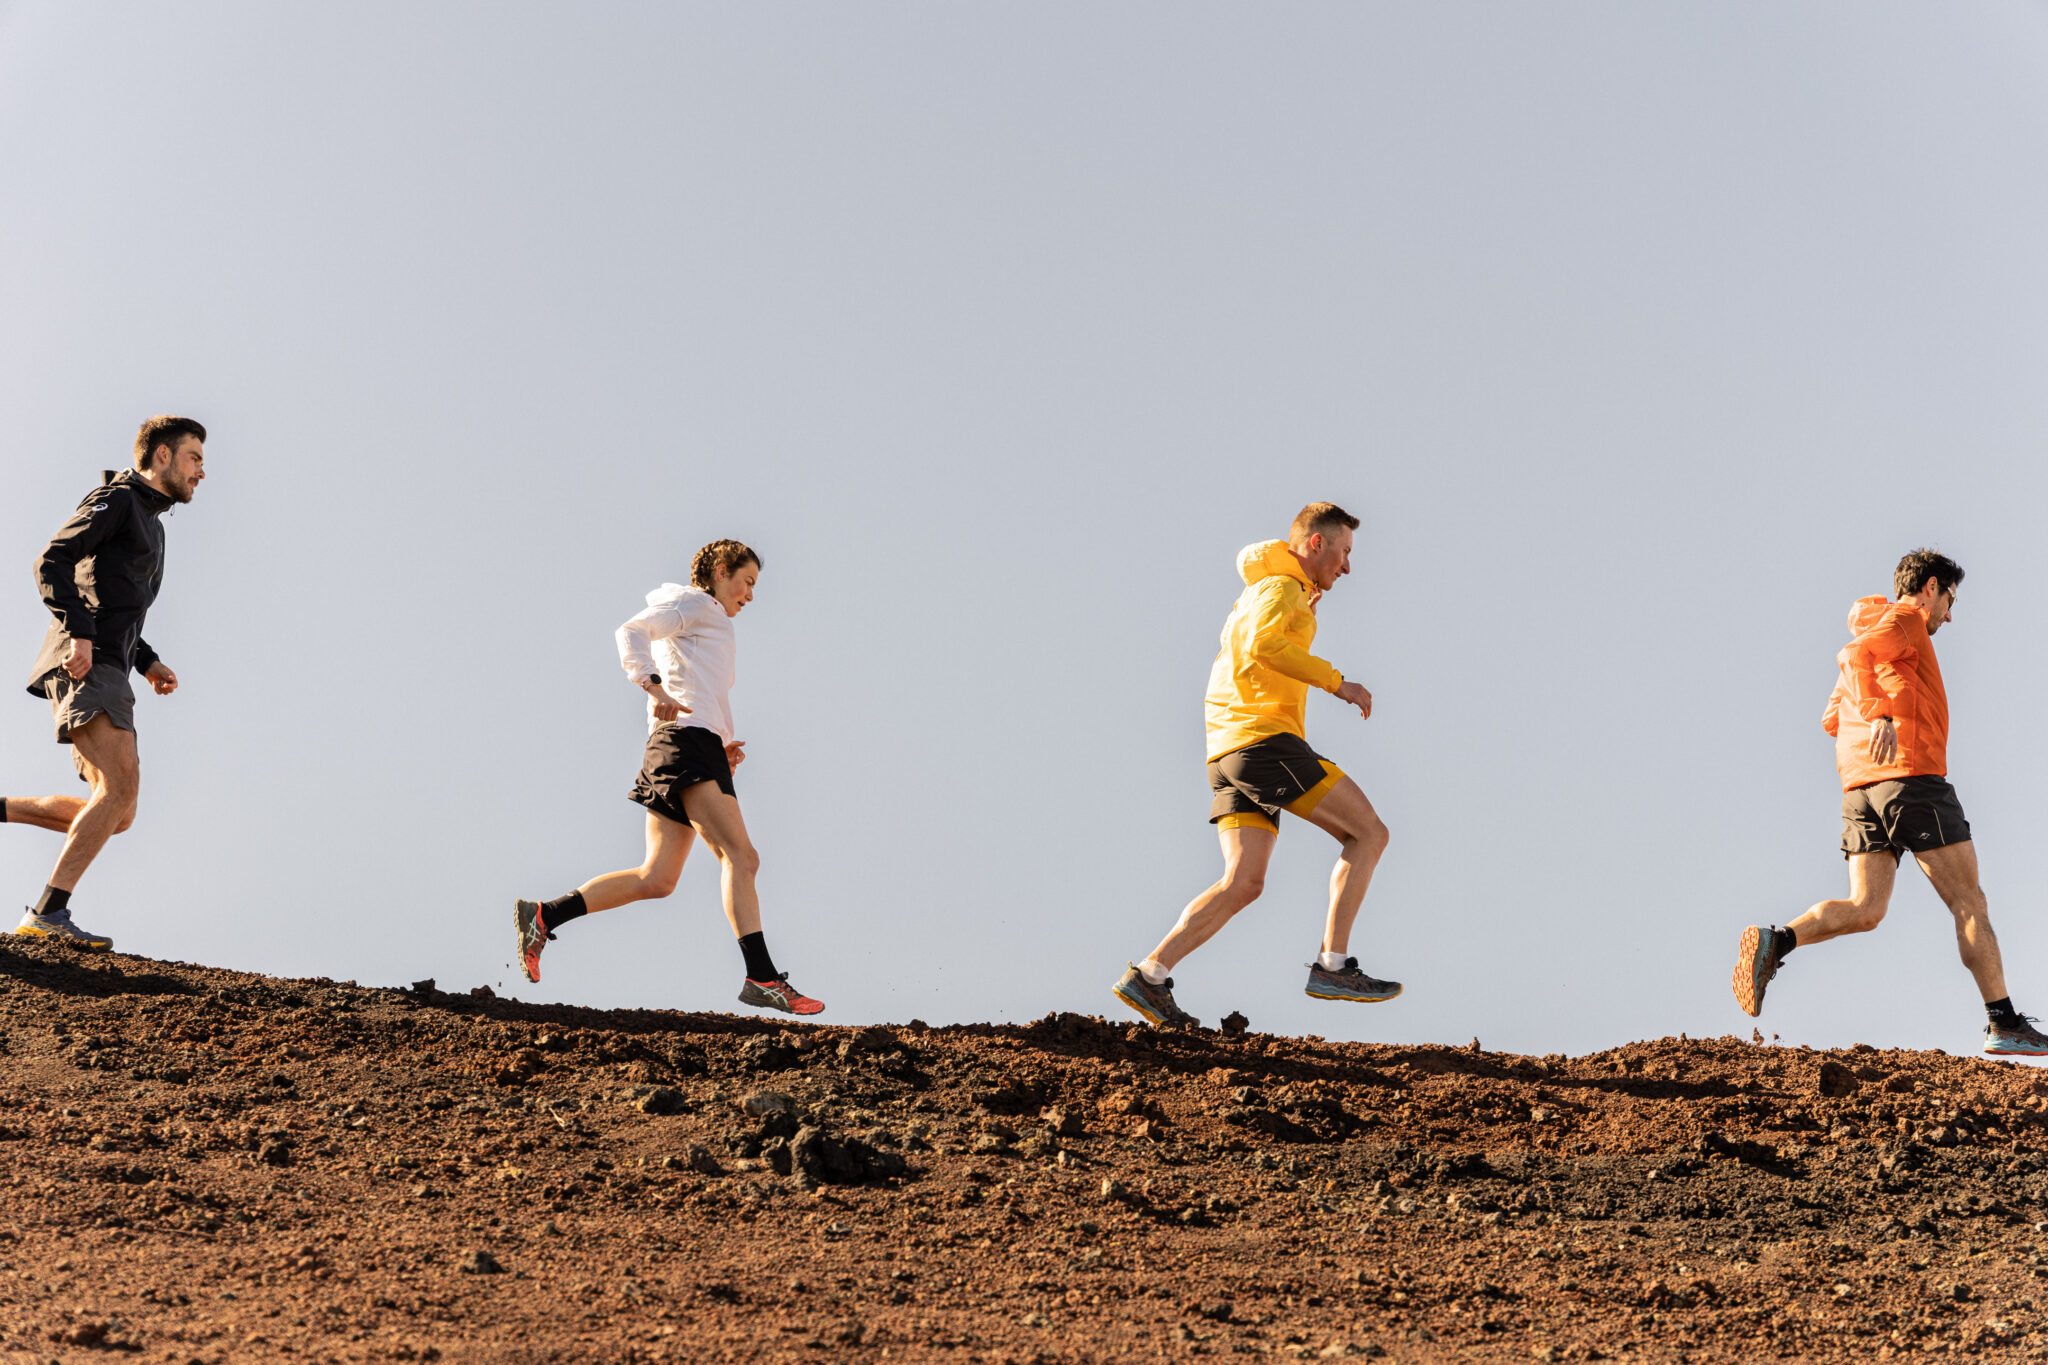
top-left (0, 799), bottom-right (10, 823)
top-left (541, 891), bottom-right (587, 930)
top-left (738, 931), bottom-right (778, 982)
top-left (32, 885), bottom-right (70, 918)
top-left (1773, 926), bottom-right (1797, 959)
top-left (1987, 997), bottom-right (2023, 1028)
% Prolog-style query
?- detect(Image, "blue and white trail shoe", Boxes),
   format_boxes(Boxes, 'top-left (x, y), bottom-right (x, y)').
top-left (1984, 1016), bottom-right (2048, 1058)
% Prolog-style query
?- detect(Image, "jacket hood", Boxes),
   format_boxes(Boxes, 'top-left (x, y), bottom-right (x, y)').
top-left (103, 469), bottom-right (174, 510)
top-left (1237, 540), bottom-right (1311, 588)
top-left (646, 581), bottom-right (697, 608)
top-left (1847, 594), bottom-right (1913, 635)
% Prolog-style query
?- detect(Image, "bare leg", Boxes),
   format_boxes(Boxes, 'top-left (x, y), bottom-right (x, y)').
top-left (1294, 778), bottom-right (1390, 957)
top-left (1914, 841), bottom-right (2008, 1002)
top-left (1785, 852), bottom-right (1897, 947)
top-left (47, 716), bottom-right (139, 893)
top-left (575, 810), bottom-right (695, 913)
top-left (1148, 826), bottom-right (1278, 970)
top-left (679, 784), bottom-right (763, 937)
top-left (3, 795), bottom-right (88, 833)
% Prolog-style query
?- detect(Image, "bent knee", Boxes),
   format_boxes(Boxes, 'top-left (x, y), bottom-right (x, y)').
top-left (113, 812), bottom-right (135, 834)
top-left (1223, 872), bottom-right (1266, 903)
top-left (1841, 907), bottom-right (1886, 935)
top-left (722, 846), bottom-right (762, 878)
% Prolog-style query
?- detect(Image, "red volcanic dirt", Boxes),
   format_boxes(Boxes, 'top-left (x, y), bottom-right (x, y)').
top-left (3, 941), bottom-right (2048, 1364)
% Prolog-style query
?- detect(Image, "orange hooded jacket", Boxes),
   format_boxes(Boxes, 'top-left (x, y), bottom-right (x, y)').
top-left (1823, 595), bottom-right (1949, 791)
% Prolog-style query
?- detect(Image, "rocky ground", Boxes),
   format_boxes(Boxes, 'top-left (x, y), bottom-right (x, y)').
top-left (3, 941), bottom-right (2048, 1363)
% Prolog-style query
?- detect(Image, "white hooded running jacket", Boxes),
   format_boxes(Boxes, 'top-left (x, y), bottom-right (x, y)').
top-left (615, 583), bottom-right (736, 742)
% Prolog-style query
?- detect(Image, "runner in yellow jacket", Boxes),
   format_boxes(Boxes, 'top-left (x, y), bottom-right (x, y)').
top-left (1114, 502), bottom-right (1401, 1028)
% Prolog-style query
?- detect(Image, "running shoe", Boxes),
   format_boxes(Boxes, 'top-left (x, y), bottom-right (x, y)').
top-left (1112, 963), bottom-right (1201, 1029)
top-left (740, 974), bottom-right (825, 1016)
top-left (1732, 925), bottom-right (1785, 1018)
top-left (513, 899), bottom-right (553, 983)
top-left (13, 906), bottom-right (112, 951)
top-left (1984, 1016), bottom-right (2048, 1057)
top-left (1304, 957), bottom-right (1402, 1003)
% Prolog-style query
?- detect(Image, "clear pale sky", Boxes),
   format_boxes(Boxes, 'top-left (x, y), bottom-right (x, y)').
top-left (6, 3), bottom-right (2048, 1058)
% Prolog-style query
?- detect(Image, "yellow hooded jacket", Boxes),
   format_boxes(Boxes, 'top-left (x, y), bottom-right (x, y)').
top-left (1203, 540), bottom-right (1345, 762)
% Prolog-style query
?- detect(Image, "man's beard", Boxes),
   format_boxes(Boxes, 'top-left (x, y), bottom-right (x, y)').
top-left (169, 477), bottom-right (195, 504)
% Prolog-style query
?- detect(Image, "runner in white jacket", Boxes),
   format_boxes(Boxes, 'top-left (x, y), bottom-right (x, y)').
top-left (512, 539), bottom-right (823, 1016)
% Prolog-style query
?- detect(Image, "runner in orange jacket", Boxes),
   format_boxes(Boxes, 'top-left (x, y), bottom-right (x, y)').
top-left (1733, 549), bottom-right (2047, 1055)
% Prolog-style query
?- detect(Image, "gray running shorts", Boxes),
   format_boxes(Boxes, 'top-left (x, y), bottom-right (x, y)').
top-left (42, 663), bottom-right (137, 747)
top-left (1841, 775), bottom-right (1971, 859)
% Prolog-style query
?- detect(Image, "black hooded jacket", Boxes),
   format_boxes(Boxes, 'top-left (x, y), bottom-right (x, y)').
top-left (26, 470), bottom-right (174, 694)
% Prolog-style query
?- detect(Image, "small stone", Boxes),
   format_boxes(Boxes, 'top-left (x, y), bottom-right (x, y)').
top-left (542, 1221), bottom-right (561, 1236)
top-left (687, 1145), bottom-right (725, 1177)
top-left (1220, 1011), bottom-right (1249, 1037)
top-left (459, 1249), bottom-right (503, 1275)
top-left (409, 978), bottom-right (436, 995)
top-left (741, 1091), bottom-right (797, 1118)
top-left (1040, 1106), bottom-right (1084, 1137)
top-left (634, 1087), bottom-right (686, 1116)
top-left (469, 985), bottom-right (496, 1000)
top-left (1100, 1178), bottom-right (1126, 1202)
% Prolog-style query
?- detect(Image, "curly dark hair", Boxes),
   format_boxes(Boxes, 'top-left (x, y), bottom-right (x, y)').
top-left (1894, 548), bottom-right (1964, 600)
top-left (133, 415), bottom-right (206, 472)
top-left (691, 539), bottom-right (761, 590)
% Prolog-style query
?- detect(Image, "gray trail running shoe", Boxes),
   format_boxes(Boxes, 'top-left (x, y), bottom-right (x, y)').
top-left (1984, 1016), bottom-right (2048, 1058)
top-left (513, 900), bottom-right (554, 984)
top-left (1304, 957), bottom-right (1402, 1003)
top-left (13, 906), bottom-right (112, 951)
top-left (1112, 963), bottom-right (1201, 1029)
top-left (1732, 924), bottom-right (1785, 1018)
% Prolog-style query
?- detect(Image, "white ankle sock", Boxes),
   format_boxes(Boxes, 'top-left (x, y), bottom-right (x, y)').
top-left (1138, 958), bottom-right (1170, 985)
top-left (1318, 951), bottom-right (1349, 971)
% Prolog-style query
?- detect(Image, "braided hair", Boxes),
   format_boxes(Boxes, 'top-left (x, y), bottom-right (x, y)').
top-left (691, 539), bottom-right (761, 589)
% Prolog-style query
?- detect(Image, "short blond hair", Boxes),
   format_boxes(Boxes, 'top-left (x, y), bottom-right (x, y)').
top-left (1290, 501), bottom-right (1358, 541)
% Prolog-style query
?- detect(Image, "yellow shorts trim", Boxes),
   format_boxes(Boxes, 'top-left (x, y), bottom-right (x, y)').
top-left (1216, 811), bottom-right (1279, 834)
top-left (1282, 761), bottom-right (1346, 818)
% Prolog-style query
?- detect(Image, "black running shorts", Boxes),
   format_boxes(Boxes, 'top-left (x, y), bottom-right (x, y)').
top-left (41, 664), bottom-right (137, 746)
top-left (1841, 775), bottom-right (1971, 859)
top-left (1208, 733), bottom-right (1346, 834)
top-left (628, 724), bottom-right (734, 824)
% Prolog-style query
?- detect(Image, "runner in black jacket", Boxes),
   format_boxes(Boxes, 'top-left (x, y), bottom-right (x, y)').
top-left (4, 416), bottom-right (207, 951)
